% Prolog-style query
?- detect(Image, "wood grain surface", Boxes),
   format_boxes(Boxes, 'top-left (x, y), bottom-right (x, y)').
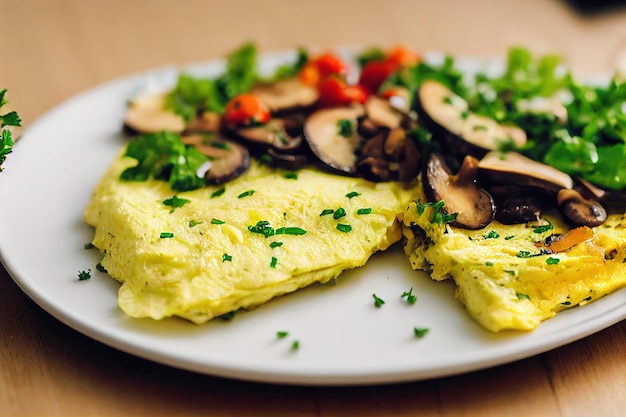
top-left (1, 0), bottom-right (626, 416)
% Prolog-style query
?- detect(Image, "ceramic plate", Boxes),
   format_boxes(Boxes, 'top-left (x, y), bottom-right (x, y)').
top-left (1, 50), bottom-right (625, 385)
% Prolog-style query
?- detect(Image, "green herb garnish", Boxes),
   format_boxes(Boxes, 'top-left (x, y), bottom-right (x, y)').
top-left (337, 119), bottom-right (353, 137)
top-left (277, 331), bottom-right (289, 339)
top-left (211, 218), bottom-right (226, 225)
top-left (320, 209), bottom-right (334, 216)
top-left (516, 292), bottom-right (531, 300)
top-left (160, 232), bottom-right (174, 239)
top-left (546, 257), bottom-right (560, 265)
top-left (269, 241), bottom-right (283, 248)
top-left (222, 253), bottom-right (232, 262)
top-left (248, 220), bottom-right (275, 238)
top-left (346, 191), bottom-right (361, 199)
top-left (401, 287), bottom-right (417, 304)
top-left (211, 187), bottom-right (226, 198)
top-left (77, 269), bottom-right (92, 281)
top-left (270, 257), bottom-right (278, 268)
top-left (333, 207), bottom-right (346, 219)
top-left (275, 227), bottom-right (307, 235)
top-left (413, 327), bottom-right (430, 338)
top-left (238, 190), bottom-right (255, 198)
top-left (0, 89), bottom-right (20, 173)
top-left (163, 195), bottom-right (191, 212)
top-left (356, 208), bottom-right (372, 215)
top-left (336, 224), bottom-right (352, 233)
top-left (373, 293), bottom-right (385, 308)
top-left (189, 220), bottom-right (203, 227)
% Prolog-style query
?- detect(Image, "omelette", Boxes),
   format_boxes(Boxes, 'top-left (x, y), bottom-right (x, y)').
top-left (400, 185), bottom-right (626, 332)
top-left (84, 152), bottom-right (417, 323)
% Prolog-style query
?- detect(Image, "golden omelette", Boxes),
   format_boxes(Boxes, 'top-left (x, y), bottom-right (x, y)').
top-left (400, 186), bottom-right (626, 332)
top-left (84, 154), bottom-right (418, 323)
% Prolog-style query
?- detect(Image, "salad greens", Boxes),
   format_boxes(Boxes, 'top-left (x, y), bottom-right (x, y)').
top-left (0, 89), bottom-right (21, 172)
top-left (165, 42), bottom-right (307, 121)
top-left (120, 131), bottom-right (209, 192)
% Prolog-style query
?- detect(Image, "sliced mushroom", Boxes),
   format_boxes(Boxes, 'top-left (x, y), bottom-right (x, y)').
top-left (415, 79), bottom-right (527, 158)
top-left (575, 178), bottom-right (626, 214)
top-left (182, 134), bottom-right (250, 185)
top-left (304, 105), bottom-right (366, 175)
top-left (557, 188), bottom-right (607, 227)
top-left (495, 197), bottom-right (543, 224)
top-left (232, 118), bottom-right (305, 154)
top-left (186, 111), bottom-right (221, 133)
top-left (478, 151), bottom-right (573, 194)
top-left (356, 126), bottom-right (422, 183)
top-left (423, 152), bottom-right (495, 229)
top-left (365, 95), bottom-right (405, 129)
top-left (123, 93), bottom-right (186, 134)
top-left (264, 148), bottom-right (309, 171)
top-left (250, 77), bottom-right (319, 114)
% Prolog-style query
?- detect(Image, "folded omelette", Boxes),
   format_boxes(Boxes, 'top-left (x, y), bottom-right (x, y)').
top-left (84, 154), bottom-right (418, 323)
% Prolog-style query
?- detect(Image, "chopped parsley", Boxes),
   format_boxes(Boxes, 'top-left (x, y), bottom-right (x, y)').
top-left (238, 189), bottom-right (255, 198)
top-left (77, 269), bottom-right (92, 281)
top-left (211, 218), bottom-right (225, 224)
top-left (546, 257), bottom-right (560, 265)
top-left (416, 200), bottom-right (458, 225)
top-left (248, 220), bottom-right (275, 238)
top-left (333, 207), bottom-right (347, 219)
top-left (275, 227), bottom-right (307, 235)
top-left (270, 257), bottom-right (278, 268)
top-left (189, 220), bottom-right (203, 227)
top-left (283, 171), bottom-right (298, 180)
top-left (483, 230), bottom-right (500, 239)
top-left (269, 241), bottom-right (283, 248)
top-left (356, 208), bottom-right (372, 215)
top-left (516, 292), bottom-right (531, 300)
top-left (222, 253), bottom-right (232, 262)
top-left (504, 235), bottom-right (515, 240)
top-left (160, 232), bottom-right (174, 239)
top-left (277, 331), bottom-right (289, 339)
top-left (211, 187), bottom-right (226, 198)
top-left (346, 191), bottom-right (361, 199)
top-left (95, 262), bottom-right (107, 273)
top-left (291, 340), bottom-right (300, 350)
top-left (533, 220), bottom-right (554, 234)
top-left (413, 327), bottom-right (430, 338)
top-left (162, 195), bottom-right (191, 213)
top-left (320, 208), bottom-right (334, 216)
top-left (401, 287), bottom-right (417, 304)
top-left (337, 119), bottom-right (353, 137)
top-left (372, 293), bottom-right (385, 308)
top-left (336, 223), bottom-right (352, 233)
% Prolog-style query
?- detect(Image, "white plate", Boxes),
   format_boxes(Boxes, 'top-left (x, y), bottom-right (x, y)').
top-left (1, 51), bottom-right (625, 386)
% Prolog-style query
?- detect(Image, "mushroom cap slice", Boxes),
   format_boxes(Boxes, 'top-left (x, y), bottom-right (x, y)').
top-left (250, 77), bottom-right (319, 114)
top-left (123, 93), bottom-right (186, 134)
top-left (304, 105), bottom-right (366, 175)
top-left (478, 151), bottom-right (573, 194)
top-left (415, 79), bottom-right (527, 157)
top-left (364, 95), bottom-right (405, 129)
top-left (423, 152), bottom-right (495, 230)
top-left (233, 118), bottom-right (305, 154)
top-left (182, 134), bottom-right (250, 185)
top-left (557, 188), bottom-right (607, 227)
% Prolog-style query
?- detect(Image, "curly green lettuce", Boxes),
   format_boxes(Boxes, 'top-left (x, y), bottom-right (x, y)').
top-left (0, 89), bottom-right (21, 172)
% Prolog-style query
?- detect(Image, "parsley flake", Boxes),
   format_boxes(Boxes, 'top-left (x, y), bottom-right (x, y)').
top-left (189, 220), bottom-right (203, 227)
top-left (211, 187), bottom-right (226, 198)
top-left (160, 232), bottom-right (174, 239)
top-left (372, 293), bottom-right (385, 308)
top-left (222, 253), bottom-right (232, 262)
top-left (336, 223), bottom-right (352, 233)
top-left (320, 209), bottom-right (334, 216)
top-left (270, 257), bottom-right (278, 268)
top-left (162, 195), bottom-right (191, 212)
top-left (270, 241), bottom-right (283, 249)
top-left (211, 218), bottom-right (225, 225)
top-left (238, 189), bottom-right (255, 198)
top-left (516, 292), bottom-right (531, 300)
top-left (337, 119), bottom-right (353, 137)
top-left (275, 227), bottom-right (307, 235)
top-left (546, 257), bottom-right (560, 265)
top-left (248, 220), bottom-right (275, 238)
top-left (333, 207), bottom-right (347, 219)
top-left (413, 327), bottom-right (430, 338)
top-left (346, 191), bottom-right (361, 199)
top-left (77, 269), bottom-right (92, 281)
top-left (401, 287), bottom-right (417, 304)
top-left (277, 331), bottom-right (289, 339)
top-left (356, 208), bottom-right (372, 215)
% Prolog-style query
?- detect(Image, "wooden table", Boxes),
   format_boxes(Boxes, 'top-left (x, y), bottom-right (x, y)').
top-left (2, 0), bottom-right (626, 415)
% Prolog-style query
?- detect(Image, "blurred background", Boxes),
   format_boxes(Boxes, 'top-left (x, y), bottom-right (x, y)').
top-left (2, 0), bottom-right (626, 126)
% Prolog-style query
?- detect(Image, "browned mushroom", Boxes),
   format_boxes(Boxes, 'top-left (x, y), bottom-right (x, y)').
top-left (415, 79), bottom-right (527, 158)
top-left (423, 152), bottom-right (495, 229)
top-left (477, 151), bottom-right (573, 194)
top-left (557, 188), bottom-right (607, 227)
top-left (123, 93), bottom-right (186, 134)
top-left (182, 134), bottom-right (250, 185)
top-left (250, 77), bottom-right (319, 114)
top-left (303, 105), bottom-right (366, 175)
top-left (232, 118), bottom-right (305, 154)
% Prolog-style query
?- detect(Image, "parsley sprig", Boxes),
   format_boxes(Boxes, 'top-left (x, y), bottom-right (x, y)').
top-left (0, 89), bottom-right (21, 172)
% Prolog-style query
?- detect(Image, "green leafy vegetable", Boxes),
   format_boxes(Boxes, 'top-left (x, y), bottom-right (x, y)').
top-left (0, 89), bottom-right (21, 172)
top-left (162, 195), bottom-right (191, 212)
top-left (77, 269), bottom-right (92, 281)
top-left (120, 132), bottom-right (209, 192)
